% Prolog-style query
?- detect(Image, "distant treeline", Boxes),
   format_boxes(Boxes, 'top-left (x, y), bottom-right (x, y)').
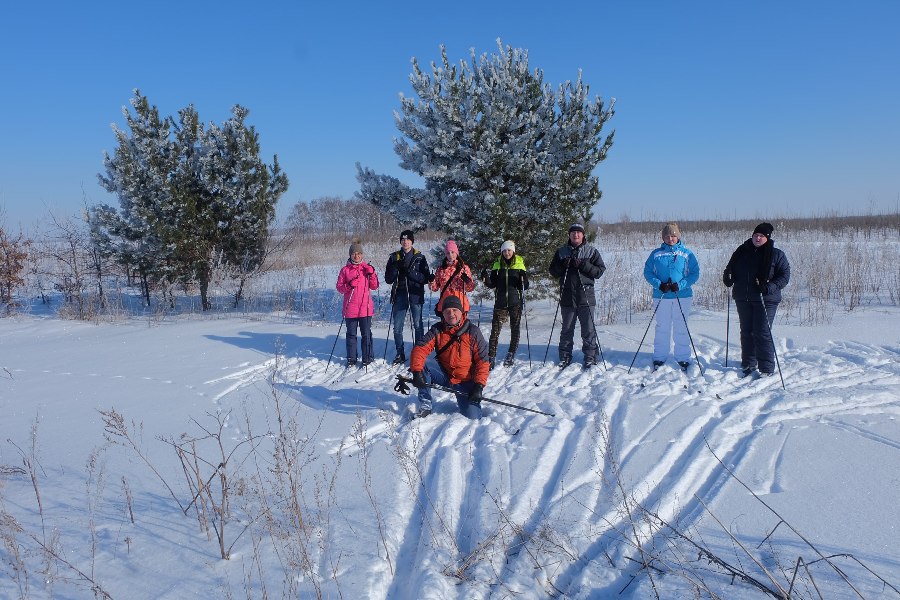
top-left (598, 212), bottom-right (900, 236)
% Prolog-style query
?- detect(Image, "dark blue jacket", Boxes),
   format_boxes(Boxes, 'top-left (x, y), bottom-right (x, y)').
top-left (724, 239), bottom-right (790, 303)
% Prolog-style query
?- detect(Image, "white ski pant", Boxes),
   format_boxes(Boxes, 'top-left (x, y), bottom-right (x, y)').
top-left (653, 297), bottom-right (692, 362)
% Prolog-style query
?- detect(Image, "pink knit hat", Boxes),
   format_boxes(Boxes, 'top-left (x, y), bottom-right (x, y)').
top-left (445, 240), bottom-right (459, 254)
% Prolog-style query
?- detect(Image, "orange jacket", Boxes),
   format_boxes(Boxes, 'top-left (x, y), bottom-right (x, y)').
top-left (410, 317), bottom-right (490, 386)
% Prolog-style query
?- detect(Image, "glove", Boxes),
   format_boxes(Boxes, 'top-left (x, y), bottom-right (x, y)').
top-left (427, 272), bottom-right (435, 283)
top-left (573, 258), bottom-right (583, 268)
top-left (365, 264), bottom-right (375, 277)
top-left (659, 282), bottom-right (671, 293)
top-left (722, 271), bottom-right (733, 288)
top-left (461, 272), bottom-right (471, 284)
top-left (480, 268), bottom-right (489, 280)
top-left (755, 279), bottom-right (767, 294)
top-left (468, 383), bottom-right (484, 404)
top-left (411, 371), bottom-right (427, 389)
top-left (669, 282), bottom-right (679, 292)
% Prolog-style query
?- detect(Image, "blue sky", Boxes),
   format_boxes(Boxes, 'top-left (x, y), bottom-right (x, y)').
top-left (2, 1), bottom-right (898, 229)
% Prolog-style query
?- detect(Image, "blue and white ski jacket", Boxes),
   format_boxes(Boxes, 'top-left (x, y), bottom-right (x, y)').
top-left (643, 240), bottom-right (700, 299)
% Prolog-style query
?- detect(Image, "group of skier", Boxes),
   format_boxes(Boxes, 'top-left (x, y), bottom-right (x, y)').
top-left (336, 221), bottom-right (791, 419)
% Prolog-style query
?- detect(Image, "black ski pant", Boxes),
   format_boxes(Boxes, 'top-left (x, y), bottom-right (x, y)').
top-left (735, 299), bottom-right (778, 374)
top-left (559, 304), bottom-right (598, 362)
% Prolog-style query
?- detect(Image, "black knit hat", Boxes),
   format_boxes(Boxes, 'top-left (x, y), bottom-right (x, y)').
top-left (400, 229), bottom-right (415, 243)
top-left (753, 222), bottom-right (774, 238)
top-left (441, 295), bottom-right (463, 312)
top-left (569, 223), bottom-right (585, 234)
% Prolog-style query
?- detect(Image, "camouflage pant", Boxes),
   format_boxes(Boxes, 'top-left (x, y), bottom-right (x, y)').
top-left (488, 306), bottom-right (522, 358)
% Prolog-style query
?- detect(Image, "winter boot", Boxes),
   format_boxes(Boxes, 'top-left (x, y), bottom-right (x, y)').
top-left (677, 361), bottom-right (690, 372)
top-left (347, 359), bottom-right (357, 368)
top-left (583, 356), bottom-right (596, 370)
top-left (392, 353), bottom-right (406, 366)
top-left (503, 352), bottom-right (515, 367)
top-left (652, 360), bottom-right (665, 371)
top-left (558, 355), bottom-right (572, 369)
top-left (415, 408), bottom-right (432, 419)
top-left (488, 355), bottom-right (496, 370)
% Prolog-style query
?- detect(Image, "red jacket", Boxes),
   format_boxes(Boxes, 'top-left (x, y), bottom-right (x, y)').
top-left (336, 260), bottom-right (379, 318)
top-left (410, 316), bottom-right (490, 386)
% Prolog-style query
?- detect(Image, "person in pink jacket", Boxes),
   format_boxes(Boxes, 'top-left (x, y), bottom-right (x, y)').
top-left (336, 241), bottom-right (379, 366)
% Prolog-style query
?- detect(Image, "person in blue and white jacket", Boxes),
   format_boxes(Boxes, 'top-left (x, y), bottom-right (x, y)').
top-left (643, 222), bottom-right (701, 371)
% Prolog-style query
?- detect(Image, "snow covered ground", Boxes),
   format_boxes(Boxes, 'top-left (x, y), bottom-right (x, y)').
top-left (2, 293), bottom-right (899, 598)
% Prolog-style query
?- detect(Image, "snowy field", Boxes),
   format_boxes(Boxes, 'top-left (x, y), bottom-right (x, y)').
top-left (2, 233), bottom-right (900, 599)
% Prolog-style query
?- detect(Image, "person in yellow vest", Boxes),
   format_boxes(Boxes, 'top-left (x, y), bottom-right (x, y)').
top-left (482, 240), bottom-right (529, 369)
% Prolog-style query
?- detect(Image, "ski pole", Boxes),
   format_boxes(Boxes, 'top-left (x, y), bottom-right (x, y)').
top-left (675, 293), bottom-right (703, 375)
top-left (326, 317), bottom-right (345, 371)
top-left (382, 280), bottom-right (398, 361)
top-left (522, 288), bottom-right (532, 370)
top-left (584, 298), bottom-right (608, 371)
top-left (759, 293), bottom-right (785, 389)
top-left (725, 293), bottom-right (731, 368)
top-left (543, 262), bottom-right (571, 363)
top-left (394, 375), bottom-right (555, 417)
top-left (627, 298), bottom-right (662, 373)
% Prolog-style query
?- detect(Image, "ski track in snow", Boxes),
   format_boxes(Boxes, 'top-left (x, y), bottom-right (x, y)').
top-left (203, 338), bottom-right (900, 599)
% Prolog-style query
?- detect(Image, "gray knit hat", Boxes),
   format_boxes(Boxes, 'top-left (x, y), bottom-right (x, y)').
top-left (441, 295), bottom-right (463, 312)
top-left (349, 241), bottom-right (363, 256)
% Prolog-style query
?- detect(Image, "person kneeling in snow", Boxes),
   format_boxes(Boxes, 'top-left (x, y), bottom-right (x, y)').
top-left (409, 295), bottom-right (491, 419)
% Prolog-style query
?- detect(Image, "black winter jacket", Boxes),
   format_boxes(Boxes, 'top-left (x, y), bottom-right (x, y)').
top-left (384, 248), bottom-right (431, 304)
top-left (549, 241), bottom-right (606, 307)
top-left (485, 254), bottom-right (529, 310)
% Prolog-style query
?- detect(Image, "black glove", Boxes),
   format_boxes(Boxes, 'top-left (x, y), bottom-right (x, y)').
top-left (411, 371), bottom-right (427, 389)
top-left (573, 258), bottom-right (583, 268)
top-left (427, 272), bottom-right (435, 283)
top-left (722, 271), bottom-right (733, 288)
top-left (461, 272), bottom-right (471, 284)
top-left (669, 282), bottom-right (679, 292)
top-left (755, 279), bottom-right (767, 294)
top-left (480, 269), bottom-right (488, 280)
top-left (659, 282), bottom-right (671, 293)
top-left (468, 383), bottom-right (484, 404)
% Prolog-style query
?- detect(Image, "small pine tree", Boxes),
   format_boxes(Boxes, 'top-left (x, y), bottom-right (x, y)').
top-left (357, 39), bottom-right (614, 276)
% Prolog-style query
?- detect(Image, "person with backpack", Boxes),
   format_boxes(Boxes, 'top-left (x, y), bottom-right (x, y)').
top-left (409, 295), bottom-right (491, 419)
top-left (482, 240), bottom-right (529, 369)
top-left (548, 224), bottom-right (607, 369)
top-left (384, 229), bottom-right (433, 365)
top-left (722, 222), bottom-right (791, 377)
top-left (430, 240), bottom-right (475, 315)
top-left (336, 241), bottom-right (379, 367)
top-left (642, 222), bottom-right (701, 371)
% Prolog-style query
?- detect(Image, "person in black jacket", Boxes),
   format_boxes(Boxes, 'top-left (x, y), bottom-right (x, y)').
top-left (482, 240), bottom-right (529, 368)
top-left (722, 222), bottom-right (791, 377)
top-left (384, 230), bottom-right (433, 365)
top-left (548, 224), bottom-right (607, 369)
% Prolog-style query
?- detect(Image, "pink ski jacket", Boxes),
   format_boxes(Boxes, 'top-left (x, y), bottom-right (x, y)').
top-left (336, 261), bottom-right (379, 318)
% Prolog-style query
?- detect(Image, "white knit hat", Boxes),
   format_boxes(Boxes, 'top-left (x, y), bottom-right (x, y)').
top-left (500, 240), bottom-right (516, 253)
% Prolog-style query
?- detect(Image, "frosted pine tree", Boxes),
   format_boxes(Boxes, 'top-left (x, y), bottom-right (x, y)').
top-left (94, 91), bottom-right (288, 310)
top-left (357, 40), bottom-right (614, 274)
top-left (95, 89), bottom-right (176, 305)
